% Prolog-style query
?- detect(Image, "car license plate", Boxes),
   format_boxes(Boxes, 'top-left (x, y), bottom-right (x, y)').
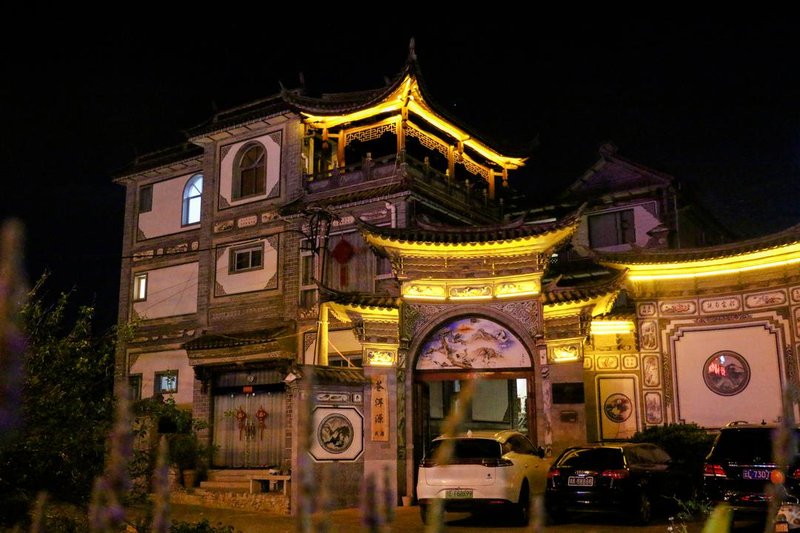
top-left (742, 469), bottom-right (770, 480)
top-left (568, 476), bottom-right (594, 487)
top-left (446, 489), bottom-right (473, 498)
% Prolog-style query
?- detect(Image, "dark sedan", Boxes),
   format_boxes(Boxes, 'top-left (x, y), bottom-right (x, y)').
top-left (544, 442), bottom-right (694, 525)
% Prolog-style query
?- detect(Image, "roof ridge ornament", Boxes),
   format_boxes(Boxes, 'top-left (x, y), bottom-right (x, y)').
top-left (408, 37), bottom-right (417, 62)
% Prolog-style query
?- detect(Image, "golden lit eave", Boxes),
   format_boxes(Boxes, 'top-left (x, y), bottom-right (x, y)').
top-left (300, 74), bottom-right (526, 170)
top-left (544, 292), bottom-right (618, 319)
top-left (363, 224), bottom-right (577, 260)
top-left (327, 302), bottom-right (399, 324)
top-left (600, 242), bottom-right (800, 281)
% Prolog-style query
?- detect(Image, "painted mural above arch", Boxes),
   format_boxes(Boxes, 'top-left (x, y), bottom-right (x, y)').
top-left (416, 317), bottom-right (531, 370)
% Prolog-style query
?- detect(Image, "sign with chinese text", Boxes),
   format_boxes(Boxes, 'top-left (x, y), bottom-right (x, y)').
top-left (371, 374), bottom-right (389, 441)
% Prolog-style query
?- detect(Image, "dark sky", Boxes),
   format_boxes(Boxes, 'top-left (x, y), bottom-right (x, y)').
top-left (2, 16), bottom-right (798, 332)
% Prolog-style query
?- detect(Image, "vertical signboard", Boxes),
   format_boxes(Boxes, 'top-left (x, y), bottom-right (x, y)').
top-left (371, 374), bottom-right (389, 441)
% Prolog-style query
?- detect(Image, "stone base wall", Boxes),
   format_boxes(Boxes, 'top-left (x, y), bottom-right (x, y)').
top-left (169, 489), bottom-right (290, 515)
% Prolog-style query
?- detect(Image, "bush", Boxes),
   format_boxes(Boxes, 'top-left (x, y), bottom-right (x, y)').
top-left (631, 423), bottom-right (715, 469)
top-left (170, 518), bottom-right (235, 533)
top-left (631, 422), bottom-right (715, 505)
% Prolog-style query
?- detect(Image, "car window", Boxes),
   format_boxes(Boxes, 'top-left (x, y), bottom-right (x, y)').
top-left (711, 428), bottom-right (799, 461)
top-left (556, 447), bottom-right (624, 469)
top-left (429, 438), bottom-right (502, 459)
top-left (507, 435), bottom-right (535, 454)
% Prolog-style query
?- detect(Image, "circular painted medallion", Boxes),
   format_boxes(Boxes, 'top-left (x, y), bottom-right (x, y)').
top-left (317, 413), bottom-right (354, 454)
top-left (703, 350), bottom-right (750, 396)
top-left (603, 393), bottom-right (632, 423)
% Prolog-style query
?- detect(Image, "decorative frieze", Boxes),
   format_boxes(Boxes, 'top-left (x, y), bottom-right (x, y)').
top-left (745, 290), bottom-right (787, 309)
top-left (596, 355), bottom-right (619, 370)
top-left (696, 313), bottom-right (753, 324)
top-left (792, 287), bottom-right (800, 303)
top-left (622, 355), bottom-right (638, 369)
top-left (238, 215), bottom-right (258, 228)
top-left (660, 300), bottom-right (697, 315)
top-left (214, 220), bottom-right (235, 233)
top-left (642, 354), bottom-right (660, 387)
top-left (639, 320), bottom-right (658, 351)
top-left (700, 296), bottom-right (741, 314)
top-left (488, 300), bottom-right (537, 336)
top-left (132, 241), bottom-right (199, 262)
top-left (637, 302), bottom-right (657, 317)
top-left (315, 391), bottom-right (352, 403)
top-left (644, 392), bottom-right (663, 424)
top-left (209, 305), bottom-right (273, 321)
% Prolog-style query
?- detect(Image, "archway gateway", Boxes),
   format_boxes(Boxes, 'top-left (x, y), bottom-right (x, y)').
top-left (410, 315), bottom-right (538, 470)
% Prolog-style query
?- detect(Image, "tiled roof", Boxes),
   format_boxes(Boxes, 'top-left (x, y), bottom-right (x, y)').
top-left (542, 268), bottom-right (627, 305)
top-left (318, 285), bottom-right (400, 310)
top-left (309, 366), bottom-right (369, 385)
top-left (186, 94), bottom-right (291, 138)
top-left (277, 183), bottom-right (409, 216)
top-left (355, 207), bottom-right (583, 245)
top-left (183, 327), bottom-right (288, 351)
top-left (113, 142), bottom-right (204, 179)
top-left (597, 223), bottom-right (800, 264)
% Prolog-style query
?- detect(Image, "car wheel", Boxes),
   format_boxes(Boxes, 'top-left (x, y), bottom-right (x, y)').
top-left (419, 503), bottom-right (429, 525)
top-left (633, 491), bottom-right (652, 525)
top-left (515, 484), bottom-right (531, 525)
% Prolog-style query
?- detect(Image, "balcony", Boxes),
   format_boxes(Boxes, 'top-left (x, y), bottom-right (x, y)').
top-left (303, 152), bottom-right (504, 221)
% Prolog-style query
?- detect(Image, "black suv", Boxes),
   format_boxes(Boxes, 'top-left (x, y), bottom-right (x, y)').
top-left (703, 421), bottom-right (800, 518)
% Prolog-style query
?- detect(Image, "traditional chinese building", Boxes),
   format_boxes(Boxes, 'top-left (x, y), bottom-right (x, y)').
top-left (113, 42), bottom-right (800, 513)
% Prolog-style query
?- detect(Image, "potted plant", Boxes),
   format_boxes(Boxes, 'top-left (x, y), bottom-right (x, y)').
top-left (168, 432), bottom-right (207, 488)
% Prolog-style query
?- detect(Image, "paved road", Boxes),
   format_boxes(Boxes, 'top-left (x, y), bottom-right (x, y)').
top-left (162, 503), bottom-right (773, 532)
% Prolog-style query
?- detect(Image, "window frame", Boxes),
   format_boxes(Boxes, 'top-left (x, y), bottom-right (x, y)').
top-left (154, 370), bottom-right (178, 395)
top-left (133, 272), bottom-right (148, 302)
top-left (138, 185), bottom-right (153, 214)
top-left (128, 374), bottom-right (142, 401)
top-left (588, 208), bottom-right (636, 248)
top-left (232, 143), bottom-right (267, 200)
top-left (229, 242), bottom-right (265, 274)
top-left (299, 244), bottom-right (318, 308)
top-left (182, 174), bottom-right (203, 226)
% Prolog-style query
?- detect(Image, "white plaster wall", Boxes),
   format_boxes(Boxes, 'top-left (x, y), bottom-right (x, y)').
top-left (133, 262), bottom-right (199, 319)
top-left (138, 174), bottom-right (200, 239)
top-left (219, 132), bottom-right (281, 207)
top-left (573, 202), bottom-right (661, 252)
top-left (215, 239), bottom-right (278, 295)
top-left (674, 324), bottom-right (782, 427)
top-left (130, 349), bottom-right (193, 406)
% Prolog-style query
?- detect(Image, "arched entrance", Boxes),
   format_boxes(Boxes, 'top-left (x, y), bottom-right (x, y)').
top-left (410, 315), bottom-right (538, 469)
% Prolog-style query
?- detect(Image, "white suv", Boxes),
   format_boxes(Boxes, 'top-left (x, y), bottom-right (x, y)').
top-left (416, 430), bottom-right (548, 525)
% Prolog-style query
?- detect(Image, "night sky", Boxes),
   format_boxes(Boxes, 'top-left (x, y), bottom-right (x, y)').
top-left (2, 16), bottom-right (798, 332)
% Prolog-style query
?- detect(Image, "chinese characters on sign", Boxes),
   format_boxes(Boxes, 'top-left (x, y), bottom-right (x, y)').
top-left (371, 375), bottom-right (388, 441)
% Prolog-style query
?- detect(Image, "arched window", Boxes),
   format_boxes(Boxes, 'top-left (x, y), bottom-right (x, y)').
top-left (182, 174), bottom-right (203, 225)
top-left (233, 144), bottom-right (266, 199)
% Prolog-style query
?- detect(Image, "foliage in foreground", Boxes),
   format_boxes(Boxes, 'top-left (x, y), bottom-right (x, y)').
top-left (0, 276), bottom-right (120, 527)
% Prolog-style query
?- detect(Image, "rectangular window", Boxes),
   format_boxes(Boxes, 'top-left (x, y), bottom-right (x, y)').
top-left (133, 273), bottom-right (148, 301)
top-left (128, 374), bottom-right (142, 401)
top-left (138, 185), bottom-right (153, 213)
top-left (154, 370), bottom-right (178, 394)
top-left (299, 250), bottom-right (318, 308)
top-left (588, 209), bottom-right (635, 248)
top-left (229, 243), bottom-right (264, 273)
top-left (328, 352), bottom-right (362, 368)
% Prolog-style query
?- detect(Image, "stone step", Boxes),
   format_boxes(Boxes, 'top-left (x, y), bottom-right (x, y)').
top-left (206, 469), bottom-right (279, 482)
